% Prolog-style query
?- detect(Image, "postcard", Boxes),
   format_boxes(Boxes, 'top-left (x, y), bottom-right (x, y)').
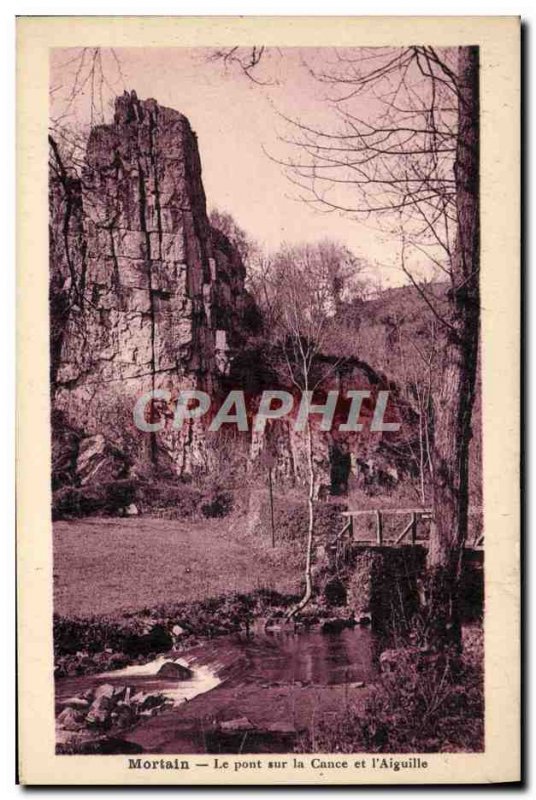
top-left (17, 15), bottom-right (520, 785)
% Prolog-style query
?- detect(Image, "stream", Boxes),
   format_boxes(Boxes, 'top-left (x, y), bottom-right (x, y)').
top-left (56, 627), bottom-right (381, 754)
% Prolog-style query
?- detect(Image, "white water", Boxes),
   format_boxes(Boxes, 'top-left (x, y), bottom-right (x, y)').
top-left (61, 655), bottom-right (222, 708)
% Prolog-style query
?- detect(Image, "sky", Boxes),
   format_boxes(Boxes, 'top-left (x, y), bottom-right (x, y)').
top-left (50, 47), bottom-right (447, 289)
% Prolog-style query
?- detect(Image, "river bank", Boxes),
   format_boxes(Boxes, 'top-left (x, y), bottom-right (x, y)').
top-left (53, 517), bottom-right (483, 755)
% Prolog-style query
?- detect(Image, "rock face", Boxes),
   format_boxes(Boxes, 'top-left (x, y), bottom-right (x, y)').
top-left (50, 91), bottom-right (259, 476)
top-left (50, 91), bottom-right (412, 492)
top-left (75, 434), bottom-right (129, 486)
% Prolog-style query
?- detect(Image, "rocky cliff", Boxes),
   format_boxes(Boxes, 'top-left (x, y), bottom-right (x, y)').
top-left (50, 91), bottom-right (425, 509)
top-left (50, 91), bottom-right (260, 478)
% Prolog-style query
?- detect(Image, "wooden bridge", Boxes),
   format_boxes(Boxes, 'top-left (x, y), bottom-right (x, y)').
top-left (335, 507), bottom-right (484, 550)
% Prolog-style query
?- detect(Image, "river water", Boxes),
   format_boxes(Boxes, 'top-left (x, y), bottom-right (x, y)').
top-left (56, 627), bottom-right (381, 753)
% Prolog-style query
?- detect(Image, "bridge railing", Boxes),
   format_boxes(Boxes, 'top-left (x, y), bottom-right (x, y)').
top-left (336, 508), bottom-right (483, 549)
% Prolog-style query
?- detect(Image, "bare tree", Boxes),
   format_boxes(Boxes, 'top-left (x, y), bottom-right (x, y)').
top-left (260, 244), bottom-right (352, 618)
top-left (207, 46), bottom-right (277, 86)
top-left (253, 239), bottom-right (367, 337)
top-left (390, 307), bottom-right (438, 506)
top-left (213, 45), bottom-right (480, 648)
top-left (209, 208), bottom-right (259, 269)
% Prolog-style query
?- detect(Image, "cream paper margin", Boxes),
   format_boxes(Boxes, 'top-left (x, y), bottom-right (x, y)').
top-left (16, 15), bottom-right (520, 785)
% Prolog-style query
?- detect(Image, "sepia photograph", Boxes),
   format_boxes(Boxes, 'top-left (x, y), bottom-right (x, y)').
top-left (49, 42), bottom-right (485, 757)
top-left (15, 14), bottom-right (521, 785)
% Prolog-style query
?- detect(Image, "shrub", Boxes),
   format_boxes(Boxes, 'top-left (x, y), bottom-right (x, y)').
top-left (52, 485), bottom-right (104, 520)
top-left (136, 479), bottom-right (203, 518)
top-left (256, 497), bottom-right (346, 542)
top-left (136, 479), bottom-right (234, 519)
top-left (105, 478), bottom-right (137, 509)
top-left (297, 632), bottom-right (484, 754)
top-left (52, 475), bottom-right (237, 521)
top-left (201, 490), bottom-right (234, 518)
top-left (52, 478), bottom-right (138, 520)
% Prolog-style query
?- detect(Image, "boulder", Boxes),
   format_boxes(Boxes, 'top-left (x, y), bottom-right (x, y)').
top-left (57, 696), bottom-right (90, 712)
top-left (111, 704), bottom-right (137, 729)
top-left (139, 694), bottom-right (167, 713)
top-left (93, 683), bottom-right (116, 701)
top-left (157, 661), bottom-right (193, 680)
top-left (129, 691), bottom-right (146, 707)
top-left (57, 707), bottom-right (86, 731)
top-left (86, 687), bottom-right (118, 726)
top-left (51, 92), bottom-right (260, 480)
top-left (75, 435), bottom-right (127, 486)
top-left (86, 706), bottom-right (112, 726)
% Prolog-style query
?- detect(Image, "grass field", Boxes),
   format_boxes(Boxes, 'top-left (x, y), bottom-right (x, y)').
top-left (53, 516), bottom-right (303, 618)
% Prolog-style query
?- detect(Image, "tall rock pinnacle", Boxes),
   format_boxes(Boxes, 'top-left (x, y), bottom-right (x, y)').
top-left (50, 91), bottom-right (258, 474)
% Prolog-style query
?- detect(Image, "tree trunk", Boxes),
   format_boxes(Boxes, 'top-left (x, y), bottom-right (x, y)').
top-left (427, 46), bottom-right (480, 650)
top-left (287, 417), bottom-right (316, 619)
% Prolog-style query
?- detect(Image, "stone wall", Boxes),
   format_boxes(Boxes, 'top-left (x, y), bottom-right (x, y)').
top-left (325, 544), bottom-right (482, 632)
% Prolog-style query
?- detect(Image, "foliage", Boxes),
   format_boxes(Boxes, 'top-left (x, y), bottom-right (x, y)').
top-left (209, 207), bottom-right (258, 267)
top-left (256, 495), bottom-right (346, 543)
top-left (52, 478), bottom-right (138, 520)
top-left (297, 627), bottom-right (484, 754)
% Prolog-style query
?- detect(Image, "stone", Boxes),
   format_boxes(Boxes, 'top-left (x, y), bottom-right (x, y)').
top-left (57, 696), bottom-right (90, 712)
top-left (86, 695), bottom-right (115, 726)
top-left (112, 704), bottom-right (137, 729)
top-left (57, 707), bottom-right (86, 731)
top-left (129, 691), bottom-right (146, 706)
top-left (85, 684), bottom-right (126, 726)
top-left (124, 503), bottom-right (139, 516)
top-left (139, 694), bottom-right (166, 712)
top-left (75, 435), bottom-right (127, 486)
top-left (93, 683), bottom-right (116, 701)
top-left (156, 661), bottom-right (193, 680)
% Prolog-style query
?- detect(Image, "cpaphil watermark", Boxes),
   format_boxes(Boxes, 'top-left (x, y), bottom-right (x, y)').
top-left (133, 389), bottom-right (401, 434)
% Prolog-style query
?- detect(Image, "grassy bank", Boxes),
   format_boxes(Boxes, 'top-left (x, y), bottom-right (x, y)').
top-left (54, 515), bottom-right (303, 618)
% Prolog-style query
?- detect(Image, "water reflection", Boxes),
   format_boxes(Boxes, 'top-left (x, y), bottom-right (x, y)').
top-left (56, 627), bottom-right (381, 713)
top-left (234, 627), bottom-right (380, 686)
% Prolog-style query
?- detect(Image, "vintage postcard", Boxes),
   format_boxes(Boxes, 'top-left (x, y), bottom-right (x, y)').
top-left (17, 16), bottom-right (520, 785)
